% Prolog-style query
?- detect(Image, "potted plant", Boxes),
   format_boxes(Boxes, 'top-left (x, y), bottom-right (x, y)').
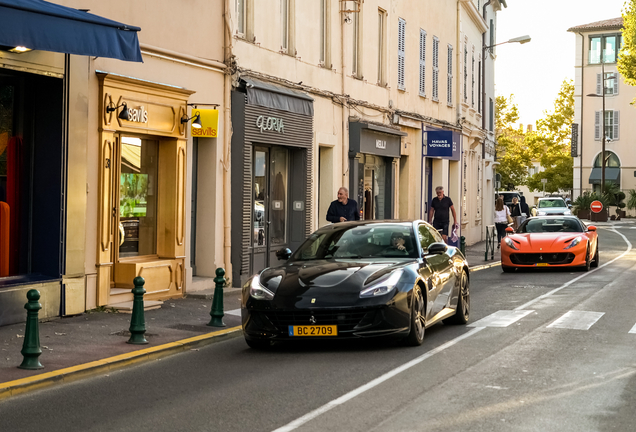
top-left (626, 189), bottom-right (636, 217)
top-left (572, 192), bottom-right (593, 220)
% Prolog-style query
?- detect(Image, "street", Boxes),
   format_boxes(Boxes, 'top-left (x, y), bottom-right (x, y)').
top-left (1, 225), bottom-right (635, 432)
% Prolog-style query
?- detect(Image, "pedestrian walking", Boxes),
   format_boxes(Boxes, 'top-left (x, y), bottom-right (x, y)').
top-left (494, 197), bottom-right (511, 248)
top-left (428, 186), bottom-right (457, 243)
top-left (326, 187), bottom-right (360, 223)
top-left (511, 196), bottom-right (529, 230)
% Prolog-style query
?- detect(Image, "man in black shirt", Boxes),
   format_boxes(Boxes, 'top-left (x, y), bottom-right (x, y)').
top-left (428, 186), bottom-right (457, 243)
top-left (326, 187), bottom-right (360, 223)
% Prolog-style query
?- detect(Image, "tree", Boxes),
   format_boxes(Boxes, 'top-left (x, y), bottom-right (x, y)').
top-left (618, 0), bottom-right (636, 96)
top-left (495, 95), bottom-right (534, 189)
top-left (525, 80), bottom-right (574, 193)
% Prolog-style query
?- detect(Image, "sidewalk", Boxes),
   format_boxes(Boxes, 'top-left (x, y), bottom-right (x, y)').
top-left (1, 242), bottom-right (501, 399)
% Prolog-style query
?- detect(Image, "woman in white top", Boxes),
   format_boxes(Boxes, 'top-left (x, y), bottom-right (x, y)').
top-left (494, 197), bottom-right (511, 248)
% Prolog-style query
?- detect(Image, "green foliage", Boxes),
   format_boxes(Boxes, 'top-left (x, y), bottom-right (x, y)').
top-left (496, 81), bottom-right (574, 192)
top-left (572, 191), bottom-right (609, 215)
top-left (627, 189), bottom-right (636, 210)
top-left (602, 182), bottom-right (627, 214)
top-left (619, 0), bottom-right (636, 99)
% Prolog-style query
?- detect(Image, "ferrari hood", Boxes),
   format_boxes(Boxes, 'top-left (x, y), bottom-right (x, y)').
top-left (509, 233), bottom-right (581, 249)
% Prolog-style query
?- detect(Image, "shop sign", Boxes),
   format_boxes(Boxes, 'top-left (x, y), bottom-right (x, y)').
top-left (127, 105), bottom-right (148, 123)
top-left (426, 130), bottom-right (453, 157)
top-left (376, 139), bottom-right (387, 149)
top-left (256, 115), bottom-right (285, 134)
top-left (192, 109), bottom-right (219, 137)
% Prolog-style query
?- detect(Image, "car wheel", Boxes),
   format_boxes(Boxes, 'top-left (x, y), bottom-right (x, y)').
top-left (245, 338), bottom-right (273, 350)
top-left (444, 270), bottom-right (469, 325)
top-left (591, 246), bottom-right (599, 268)
top-left (582, 247), bottom-right (591, 272)
top-left (404, 285), bottom-right (426, 346)
top-left (502, 265), bottom-right (515, 273)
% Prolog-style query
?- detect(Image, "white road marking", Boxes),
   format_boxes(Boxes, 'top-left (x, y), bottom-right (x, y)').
top-left (547, 311), bottom-right (605, 330)
top-left (225, 308), bottom-right (241, 316)
top-left (628, 323), bottom-right (636, 334)
top-left (271, 327), bottom-right (486, 432)
top-left (271, 228), bottom-right (632, 432)
top-left (468, 310), bottom-right (534, 328)
top-left (514, 228), bottom-right (632, 311)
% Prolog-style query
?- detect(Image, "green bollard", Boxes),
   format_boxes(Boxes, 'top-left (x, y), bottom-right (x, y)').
top-left (127, 276), bottom-right (148, 344)
top-left (460, 236), bottom-right (466, 256)
top-left (19, 289), bottom-right (44, 370)
top-left (208, 268), bottom-right (226, 327)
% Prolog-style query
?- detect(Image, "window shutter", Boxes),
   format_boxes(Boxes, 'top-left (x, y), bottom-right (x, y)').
top-left (613, 72), bottom-right (619, 95)
top-left (596, 73), bottom-right (602, 95)
top-left (419, 29), bottom-right (426, 96)
top-left (432, 36), bottom-right (439, 101)
top-left (594, 111), bottom-right (600, 140)
top-left (613, 110), bottom-right (619, 140)
top-left (398, 18), bottom-right (406, 90)
top-left (464, 46), bottom-right (468, 102)
top-left (447, 45), bottom-right (453, 105)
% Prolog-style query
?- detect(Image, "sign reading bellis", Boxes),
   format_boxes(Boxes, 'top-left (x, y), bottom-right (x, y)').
top-left (426, 130), bottom-right (453, 157)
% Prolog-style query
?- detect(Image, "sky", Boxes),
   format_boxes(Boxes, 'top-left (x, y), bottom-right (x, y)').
top-left (495, 0), bottom-right (628, 127)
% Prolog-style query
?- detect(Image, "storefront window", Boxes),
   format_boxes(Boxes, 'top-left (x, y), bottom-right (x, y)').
top-left (119, 136), bottom-right (158, 257)
top-left (356, 153), bottom-right (387, 220)
top-left (253, 150), bottom-right (267, 247)
top-left (270, 147), bottom-right (288, 246)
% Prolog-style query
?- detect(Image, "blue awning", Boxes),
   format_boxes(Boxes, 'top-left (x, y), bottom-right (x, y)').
top-left (0, 0), bottom-right (142, 62)
top-left (588, 167), bottom-right (620, 185)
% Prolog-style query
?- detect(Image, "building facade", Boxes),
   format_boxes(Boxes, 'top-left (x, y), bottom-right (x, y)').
top-left (569, 18), bottom-right (636, 211)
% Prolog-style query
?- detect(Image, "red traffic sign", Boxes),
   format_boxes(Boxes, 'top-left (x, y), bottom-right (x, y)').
top-left (590, 200), bottom-right (603, 213)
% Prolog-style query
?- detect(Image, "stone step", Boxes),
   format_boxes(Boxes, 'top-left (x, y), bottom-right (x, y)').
top-left (106, 300), bottom-right (163, 313)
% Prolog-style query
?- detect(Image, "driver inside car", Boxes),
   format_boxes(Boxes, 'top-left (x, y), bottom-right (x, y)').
top-left (382, 232), bottom-right (409, 256)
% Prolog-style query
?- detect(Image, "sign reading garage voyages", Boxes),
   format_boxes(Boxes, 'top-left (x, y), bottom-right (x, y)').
top-left (427, 130), bottom-right (453, 157)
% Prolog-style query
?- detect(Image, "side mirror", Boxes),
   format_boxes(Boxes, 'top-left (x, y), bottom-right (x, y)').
top-left (505, 227), bottom-right (514, 233)
top-left (587, 225), bottom-right (597, 232)
top-left (276, 248), bottom-right (292, 260)
top-left (427, 242), bottom-right (448, 255)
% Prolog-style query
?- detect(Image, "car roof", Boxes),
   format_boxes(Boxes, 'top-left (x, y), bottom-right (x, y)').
top-left (316, 220), bottom-right (421, 231)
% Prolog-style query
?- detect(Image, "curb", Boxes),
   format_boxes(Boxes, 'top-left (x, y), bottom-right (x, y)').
top-left (470, 261), bottom-right (501, 272)
top-left (0, 325), bottom-right (243, 401)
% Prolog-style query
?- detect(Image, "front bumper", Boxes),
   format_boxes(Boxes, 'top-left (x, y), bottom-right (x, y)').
top-left (502, 249), bottom-right (585, 267)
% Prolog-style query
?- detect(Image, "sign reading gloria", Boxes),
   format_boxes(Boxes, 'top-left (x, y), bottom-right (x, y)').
top-left (191, 109), bottom-right (219, 137)
top-left (427, 131), bottom-right (453, 157)
top-left (256, 115), bottom-right (285, 134)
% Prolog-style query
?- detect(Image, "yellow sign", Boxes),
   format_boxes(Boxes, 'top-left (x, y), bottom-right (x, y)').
top-left (191, 109), bottom-right (219, 138)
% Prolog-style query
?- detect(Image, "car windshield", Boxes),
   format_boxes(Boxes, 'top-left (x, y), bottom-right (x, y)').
top-left (291, 224), bottom-right (419, 260)
top-left (538, 199), bottom-right (567, 208)
top-left (518, 218), bottom-right (584, 233)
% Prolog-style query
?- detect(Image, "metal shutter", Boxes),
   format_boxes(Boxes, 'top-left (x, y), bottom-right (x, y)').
top-left (447, 44), bottom-right (453, 105)
top-left (432, 36), bottom-right (439, 101)
top-left (419, 29), bottom-right (426, 96)
top-left (398, 18), bottom-right (406, 90)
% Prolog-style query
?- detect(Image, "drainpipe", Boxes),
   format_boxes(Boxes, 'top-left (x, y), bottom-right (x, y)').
top-left (482, 0), bottom-right (492, 241)
top-left (341, 7), bottom-right (349, 186)
top-left (578, 32), bottom-right (584, 198)
top-left (223, 0), bottom-right (233, 284)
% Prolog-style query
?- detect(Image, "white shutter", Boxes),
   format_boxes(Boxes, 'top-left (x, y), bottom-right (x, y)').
top-left (398, 18), bottom-right (406, 90)
top-left (432, 36), bottom-right (439, 101)
top-left (613, 72), bottom-right (619, 95)
top-left (613, 110), bottom-right (620, 140)
top-left (419, 29), bottom-right (426, 96)
top-left (447, 45), bottom-right (453, 105)
top-left (594, 111), bottom-right (600, 140)
top-left (596, 73), bottom-right (602, 95)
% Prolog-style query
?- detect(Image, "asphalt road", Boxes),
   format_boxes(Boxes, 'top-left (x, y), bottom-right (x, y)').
top-left (1, 226), bottom-right (634, 432)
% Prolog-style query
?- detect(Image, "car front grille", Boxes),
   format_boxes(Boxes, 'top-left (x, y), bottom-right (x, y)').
top-left (260, 309), bottom-right (375, 332)
top-left (510, 253), bottom-right (575, 265)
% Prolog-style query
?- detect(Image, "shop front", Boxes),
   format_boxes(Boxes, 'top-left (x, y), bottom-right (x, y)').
top-left (348, 121), bottom-right (406, 220)
top-left (95, 72), bottom-right (194, 307)
top-left (231, 77), bottom-right (314, 287)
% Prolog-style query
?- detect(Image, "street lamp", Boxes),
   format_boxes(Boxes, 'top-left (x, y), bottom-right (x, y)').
top-left (586, 60), bottom-right (616, 196)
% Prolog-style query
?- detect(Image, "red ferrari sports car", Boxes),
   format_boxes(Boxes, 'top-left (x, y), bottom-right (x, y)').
top-left (501, 216), bottom-right (598, 272)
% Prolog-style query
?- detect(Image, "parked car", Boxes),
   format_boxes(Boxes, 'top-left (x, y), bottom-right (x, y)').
top-left (535, 197), bottom-right (572, 216)
top-left (500, 216), bottom-right (598, 272)
top-left (496, 191), bottom-right (522, 209)
top-left (241, 220), bottom-right (470, 348)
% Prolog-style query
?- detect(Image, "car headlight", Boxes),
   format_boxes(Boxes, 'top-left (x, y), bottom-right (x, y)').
top-left (504, 237), bottom-right (519, 250)
top-left (564, 236), bottom-right (582, 250)
top-left (360, 270), bottom-right (403, 298)
top-left (564, 209), bottom-right (572, 215)
top-left (538, 210), bottom-right (547, 216)
top-left (250, 274), bottom-right (275, 300)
